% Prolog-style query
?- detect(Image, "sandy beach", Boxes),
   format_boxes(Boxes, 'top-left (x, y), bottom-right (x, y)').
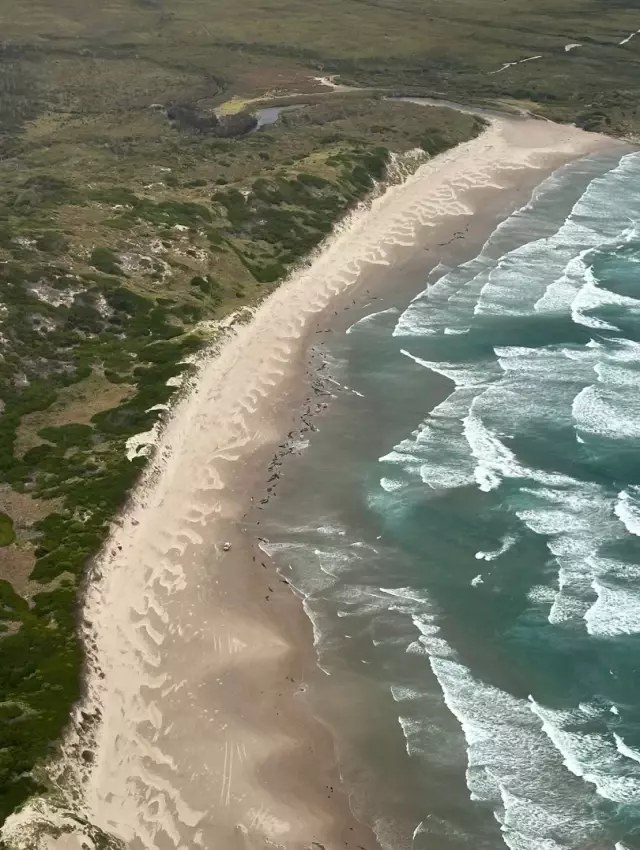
top-left (1, 117), bottom-right (617, 850)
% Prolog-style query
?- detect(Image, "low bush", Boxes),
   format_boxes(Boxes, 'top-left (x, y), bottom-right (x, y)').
top-left (0, 515), bottom-right (15, 547)
top-left (90, 247), bottom-right (123, 277)
top-left (38, 424), bottom-right (94, 449)
top-left (35, 232), bottom-right (69, 254)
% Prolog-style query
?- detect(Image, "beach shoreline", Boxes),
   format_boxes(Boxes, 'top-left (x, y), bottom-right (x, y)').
top-left (1, 117), bottom-right (623, 850)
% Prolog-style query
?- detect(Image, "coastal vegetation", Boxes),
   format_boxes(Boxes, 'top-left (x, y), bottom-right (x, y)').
top-left (0, 0), bottom-right (636, 827)
top-left (0, 67), bottom-right (481, 821)
top-left (0, 516), bottom-right (14, 547)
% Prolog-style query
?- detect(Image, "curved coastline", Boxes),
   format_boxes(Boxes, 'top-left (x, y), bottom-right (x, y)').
top-left (1, 117), bottom-right (620, 850)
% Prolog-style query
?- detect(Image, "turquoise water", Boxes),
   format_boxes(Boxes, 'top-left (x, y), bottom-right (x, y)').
top-left (262, 147), bottom-right (640, 850)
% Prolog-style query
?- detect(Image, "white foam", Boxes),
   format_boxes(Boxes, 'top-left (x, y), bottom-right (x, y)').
top-left (584, 578), bottom-right (640, 636)
top-left (530, 698), bottom-right (640, 804)
top-left (464, 407), bottom-right (523, 492)
top-left (530, 177), bottom-right (640, 327)
top-left (572, 384), bottom-right (640, 440)
top-left (378, 586), bottom-right (431, 605)
top-left (398, 716), bottom-right (422, 757)
top-left (490, 55), bottom-right (543, 74)
top-left (346, 307), bottom-right (399, 334)
top-left (475, 534), bottom-right (517, 561)
top-left (620, 29), bottom-right (640, 45)
top-left (527, 585), bottom-right (556, 605)
top-left (430, 658), bottom-right (598, 849)
top-left (392, 151), bottom-right (614, 341)
top-left (614, 733), bottom-right (640, 765)
top-left (395, 154), bottom-right (630, 347)
top-left (615, 487), bottom-right (640, 536)
top-left (411, 612), bottom-right (451, 657)
top-left (514, 477), bottom-right (634, 627)
top-left (390, 685), bottom-right (423, 702)
top-left (399, 349), bottom-right (495, 387)
top-left (380, 477), bottom-right (406, 492)
top-left (569, 254), bottom-right (640, 331)
top-left (316, 525), bottom-right (346, 536)
top-left (394, 255), bottom-right (493, 337)
top-left (379, 386), bottom-right (479, 490)
top-left (491, 343), bottom-right (597, 432)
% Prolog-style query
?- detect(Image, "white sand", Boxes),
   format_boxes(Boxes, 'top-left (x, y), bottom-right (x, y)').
top-left (1, 117), bottom-right (613, 850)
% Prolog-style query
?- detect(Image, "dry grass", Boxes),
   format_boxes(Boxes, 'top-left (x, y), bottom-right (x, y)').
top-left (0, 489), bottom-right (56, 527)
top-left (15, 373), bottom-right (134, 456)
top-left (0, 547), bottom-right (36, 598)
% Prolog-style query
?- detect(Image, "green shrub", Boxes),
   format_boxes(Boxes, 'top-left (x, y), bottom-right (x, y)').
top-left (22, 444), bottom-right (58, 467)
top-left (0, 514), bottom-right (15, 547)
top-left (15, 175), bottom-right (77, 208)
top-left (0, 226), bottom-right (13, 247)
top-left (35, 232), bottom-right (69, 254)
top-left (135, 200), bottom-right (211, 228)
top-left (214, 189), bottom-right (251, 226)
top-left (37, 424), bottom-right (94, 449)
top-left (247, 262), bottom-right (286, 283)
top-left (297, 173), bottom-right (330, 188)
top-left (15, 384), bottom-right (57, 416)
top-left (104, 369), bottom-right (130, 384)
top-left (106, 286), bottom-right (152, 315)
top-left (206, 229), bottom-right (224, 245)
top-left (90, 186), bottom-right (140, 206)
top-left (105, 216), bottom-right (132, 231)
top-left (575, 110), bottom-right (612, 132)
top-left (173, 303), bottom-right (204, 323)
top-left (90, 247), bottom-right (123, 276)
top-left (66, 300), bottom-right (103, 335)
top-left (421, 132), bottom-right (451, 157)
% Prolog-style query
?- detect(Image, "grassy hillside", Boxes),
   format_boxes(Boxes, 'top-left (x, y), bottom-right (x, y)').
top-left (0, 0), bottom-right (637, 135)
top-left (0, 0), bottom-right (636, 828)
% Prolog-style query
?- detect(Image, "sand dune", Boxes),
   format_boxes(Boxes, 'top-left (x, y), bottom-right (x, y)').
top-left (1, 118), bottom-right (612, 850)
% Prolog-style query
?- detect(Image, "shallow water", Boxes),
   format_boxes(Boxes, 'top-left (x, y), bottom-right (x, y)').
top-left (262, 147), bottom-right (640, 850)
top-left (253, 103), bottom-right (306, 130)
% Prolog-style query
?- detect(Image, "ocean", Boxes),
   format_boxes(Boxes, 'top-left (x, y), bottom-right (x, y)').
top-left (260, 145), bottom-right (640, 850)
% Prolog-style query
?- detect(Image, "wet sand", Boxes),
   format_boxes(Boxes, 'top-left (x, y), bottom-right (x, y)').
top-left (1, 118), bottom-right (618, 850)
